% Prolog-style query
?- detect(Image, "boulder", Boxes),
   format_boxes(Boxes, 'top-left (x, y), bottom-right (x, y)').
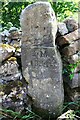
top-left (64, 73), bottom-right (80, 89)
top-left (20, 1), bottom-right (64, 118)
top-left (0, 44), bottom-right (15, 63)
top-left (64, 83), bottom-right (80, 102)
top-left (64, 17), bottom-right (80, 32)
top-left (56, 28), bottom-right (80, 46)
top-left (66, 53), bottom-right (80, 64)
top-left (61, 40), bottom-right (80, 57)
top-left (57, 22), bottom-right (68, 37)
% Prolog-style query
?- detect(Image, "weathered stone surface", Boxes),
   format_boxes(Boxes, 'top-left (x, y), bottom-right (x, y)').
top-left (57, 22), bottom-right (68, 36)
top-left (66, 54), bottom-right (80, 64)
top-left (1, 79), bottom-right (27, 112)
top-left (0, 60), bottom-right (19, 78)
top-left (20, 2), bottom-right (64, 118)
top-left (0, 59), bottom-right (28, 112)
top-left (0, 44), bottom-right (15, 62)
top-left (21, 46), bottom-right (64, 118)
top-left (64, 83), bottom-right (80, 101)
top-left (20, 2), bottom-right (57, 47)
top-left (8, 27), bottom-right (21, 46)
top-left (64, 73), bottom-right (80, 88)
top-left (56, 28), bottom-right (80, 46)
top-left (64, 18), bottom-right (80, 32)
top-left (61, 40), bottom-right (80, 57)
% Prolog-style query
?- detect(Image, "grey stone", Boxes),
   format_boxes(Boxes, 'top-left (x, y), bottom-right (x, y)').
top-left (20, 2), bottom-right (57, 47)
top-left (57, 22), bottom-right (68, 36)
top-left (56, 28), bottom-right (80, 46)
top-left (64, 83), bottom-right (80, 102)
top-left (1, 80), bottom-right (27, 112)
top-left (67, 54), bottom-right (80, 64)
top-left (9, 27), bottom-right (18, 33)
top-left (22, 46), bottom-right (64, 118)
top-left (20, 2), bottom-right (64, 118)
top-left (64, 73), bottom-right (80, 89)
top-left (0, 60), bottom-right (19, 79)
top-left (64, 17), bottom-right (80, 32)
top-left (61, 40), bottom-right (80, 57)
top-left (0, 44), bottom-right (15, 62)
top-left (0, 60), bottom-right (28, 112)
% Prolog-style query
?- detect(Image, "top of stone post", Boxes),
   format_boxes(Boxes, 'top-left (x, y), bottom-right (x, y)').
top-left (20, 1), bottom-right (57, 47)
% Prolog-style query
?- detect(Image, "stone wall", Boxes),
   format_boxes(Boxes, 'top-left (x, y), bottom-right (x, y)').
top-left (56, 17), bottom-right (80, 102)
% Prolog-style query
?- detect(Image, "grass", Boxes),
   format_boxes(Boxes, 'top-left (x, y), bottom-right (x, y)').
top-left (0, 99), bottom-right (80, 120)
top-left (0, 108), bottom-right (41, 120)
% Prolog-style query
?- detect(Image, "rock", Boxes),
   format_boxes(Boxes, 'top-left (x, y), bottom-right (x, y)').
top-left (0, 59), bottom-right (28, 112)
top-left (20, 2), bottom-right (57, 47)
top-left (64, 17), bottom-right (80, 32)
top-left (0, 44), bottom-right (15, 62)
top-left (64, 83), bottom-right (80, 102)
top-left (61, 40), bottom-right (80, 57)
top-left (8, 27), bottom-right (20, 45)
top-left (0, 59), bottom-right (19, 78)
top-left (9, 27), bottom-right (18, 33)
top-left (20, 1), bottom-right (64, 118)
top-left (57, 22), bottom-right (68, 37)
top-left (56, 28), bottom-right (80, 46)
top-left (66, 54), bottom-right (80, 64)
top-left (64, 73), bottom-right (80, 89)
top-left (0, 33), bottom-right (6, 43)
top-left (1, 80), bottom-right (28, 112)
top-left (0, 30), bottom-right (11, 43)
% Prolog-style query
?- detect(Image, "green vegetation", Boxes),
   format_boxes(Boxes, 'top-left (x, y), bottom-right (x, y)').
top-left (63, 60), bottom-right (80, 80)
top-left (0, 99), bottom-right (80, 120)
top-left (0, 0), bottom-right (78, 31)
top-left (0, 108), bottom-right (41, 120)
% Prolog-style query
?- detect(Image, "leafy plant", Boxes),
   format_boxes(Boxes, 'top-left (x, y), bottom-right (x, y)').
top-left (63, 60), bottom-right (80, 80)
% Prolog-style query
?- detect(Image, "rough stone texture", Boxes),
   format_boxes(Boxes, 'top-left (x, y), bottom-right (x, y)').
top-left (0, 30), bottom-right (10, 43)
top-left (0, 79), bottom-right (28, 112)
top-left (8, 27), bottom-right (21, 45)
top-left (0, 60), bottom-right (19, 80)
top-left (20, 2), bottom-right (57, 47)
top-left (56, 28), bottom-right (80, 46)
top-left (64, 83), bottom-right (80, 101)
top-left (61, 40), bottom-right (80, 57)
top-left (0, 59), bottom-right (28, 112)
top-left (64, 73), bottom-right (80, 89)
top-left (66, 53), bottom-right (80, 64)
top-left (57, 22), bottom-right (68, 36)
top-left (20, 2), bottom-right (64, 118)
top-left (64, 18), bottom-right (80, 32)
top-left (0, 27), bottom-right (22, 45)
top-left (0, 44), bottom-right (15, 63)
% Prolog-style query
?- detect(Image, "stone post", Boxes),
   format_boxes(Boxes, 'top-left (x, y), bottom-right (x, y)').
top-left (20, 2), bottom-right (64, 119)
